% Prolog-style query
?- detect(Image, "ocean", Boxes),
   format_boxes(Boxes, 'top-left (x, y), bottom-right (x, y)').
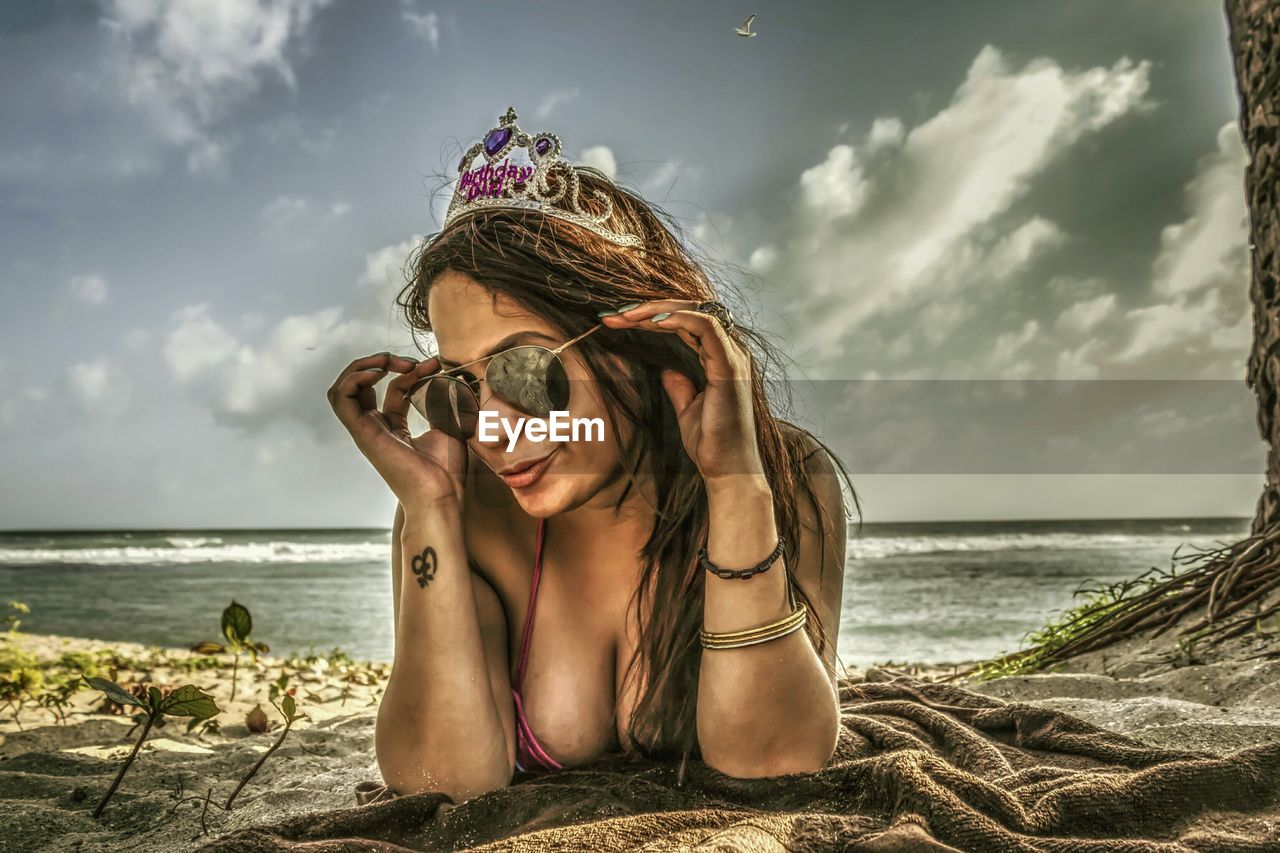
top-left (0, 517), bottom-right (1252, 668)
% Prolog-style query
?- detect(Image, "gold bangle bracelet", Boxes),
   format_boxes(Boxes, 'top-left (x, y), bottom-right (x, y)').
top-left (700, 602), bottom-right (808, 650)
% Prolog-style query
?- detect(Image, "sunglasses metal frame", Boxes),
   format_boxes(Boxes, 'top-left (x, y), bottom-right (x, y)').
top-left (405, 322), bottom-right (605, 417)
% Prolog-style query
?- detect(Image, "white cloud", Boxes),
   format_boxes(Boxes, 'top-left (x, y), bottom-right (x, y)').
top-left (536, 88), bottom-right (580, 119)
top-left (580, 145), bottom-right (617, 179)
top-left (101, 0), bottom-right (331, 168)
top-left (641, 160), bottom-right (684, 196)
top-left (1056, 294), bottom-right (1117, 335)
top-left (186, 138), bottom-right (228, 173)
top-left (398, 3), bottom-right (440, 49)
top-left (982, 217), bottom-right (1066, 280)
top-left (261, 194), bottom-right (310, 225)
top-left (260, 194), bottom-right (352, 228)
top-left (1153, 122), bottom-right (1250, 300)
top-left (164, 303), bottom-right (241, 381)
top-left (1054, 340), bottom-right (1102, 380)
top-left (866, 116), bottom-right (904, 152)
top-left (799, 144), bottom-right (867, 221)
top-left (987, 319), bottom-right (1039, 378)
top-left (68, 358), bottom-right (131, 411)
top-left (753, 44), bottom-right (1153, 372)
top-left (749, 245), bottom-right (778, 273)
top-left (69, 360), bottom-right (109, 402)
top-left (163, 237), bottom-right (423, 435)
top-left (1110, 122), bottom-right (1250, 376)
top-left (123, 327), bottom-right (152, 351)
top-left (1115, 289), bottom-right (1229, 363)
top-left (69, 274), bottom-right (109, 305)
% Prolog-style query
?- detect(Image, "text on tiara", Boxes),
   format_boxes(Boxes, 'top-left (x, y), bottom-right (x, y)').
top-left (458, 159), bottom-right (534, 202)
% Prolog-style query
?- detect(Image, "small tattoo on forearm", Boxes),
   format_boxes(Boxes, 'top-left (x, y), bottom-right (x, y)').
top-left (411, 546), bottom-right (437, 588)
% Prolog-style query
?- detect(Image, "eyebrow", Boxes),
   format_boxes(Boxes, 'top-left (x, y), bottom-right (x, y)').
top-left (436, 330), bottom-right (561, 369)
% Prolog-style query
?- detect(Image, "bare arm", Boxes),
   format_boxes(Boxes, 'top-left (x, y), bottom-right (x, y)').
top-left (695, 443), bottom-right (846, 777)
top-left (376, 498), bottom-right (516, 801)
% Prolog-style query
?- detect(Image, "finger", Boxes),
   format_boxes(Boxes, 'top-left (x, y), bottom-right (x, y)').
top-left (600, 299), bottom-right (701, 324)
top-left (335, 351), bottom-right (422, 382)
top-left (328, 367), bottom-right (391, 423)
top-left (648, 310), bottom-right (737, 380)
top-left (383, 358), bottom-right (439, 431)
top-left (603, 311), bottom-right (714, 362)
top-left (661, 369), bottom-right (698, 418)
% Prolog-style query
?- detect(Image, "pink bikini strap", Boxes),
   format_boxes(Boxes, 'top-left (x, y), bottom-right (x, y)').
top-left (514, 518), bottom-right (546, 689)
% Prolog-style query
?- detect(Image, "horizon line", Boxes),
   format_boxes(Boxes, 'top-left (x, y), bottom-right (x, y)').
top-left (0, 514), bottom-right (1253, 536)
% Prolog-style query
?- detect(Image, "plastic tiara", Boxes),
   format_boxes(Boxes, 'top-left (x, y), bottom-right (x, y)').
top-left (442, 107), bottom-right (644, 248)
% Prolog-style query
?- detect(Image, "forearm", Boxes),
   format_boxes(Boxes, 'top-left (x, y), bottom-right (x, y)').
top-left (696, 476), bottom-right (840, 776)
top-left (376, 498), bottom-right (509, 799)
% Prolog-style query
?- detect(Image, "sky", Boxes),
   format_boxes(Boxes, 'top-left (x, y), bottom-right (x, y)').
top-left (0, 0), bottom-right (1264, 529)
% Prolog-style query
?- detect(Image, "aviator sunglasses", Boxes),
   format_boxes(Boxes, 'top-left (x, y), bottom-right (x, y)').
top-left (406, 323), bottom-right (605, 439)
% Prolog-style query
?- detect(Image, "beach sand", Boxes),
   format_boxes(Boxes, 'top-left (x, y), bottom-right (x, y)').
top-left (3, 628), bottom-right (1279, 852)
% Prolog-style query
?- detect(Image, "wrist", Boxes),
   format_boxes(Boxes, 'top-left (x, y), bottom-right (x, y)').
top-left (399, 493), bottom-right (462, 526)
top-left (704, 472), bottom-right (772, 503)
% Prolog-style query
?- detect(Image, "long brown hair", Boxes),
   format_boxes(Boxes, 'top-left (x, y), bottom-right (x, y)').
top-left (395, 167), bottom-right (860, 774)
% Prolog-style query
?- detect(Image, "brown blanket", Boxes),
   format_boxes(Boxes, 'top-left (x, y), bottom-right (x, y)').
top-left (200, 670), bottom-right (1280, 851)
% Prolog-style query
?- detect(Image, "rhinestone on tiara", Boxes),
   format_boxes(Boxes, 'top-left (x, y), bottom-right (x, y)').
top-left (442, 107), bottom-right (644, 248)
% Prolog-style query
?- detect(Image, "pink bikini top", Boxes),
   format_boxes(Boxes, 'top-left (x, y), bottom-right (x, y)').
top-left (512, 518), bottom-right (564, 773)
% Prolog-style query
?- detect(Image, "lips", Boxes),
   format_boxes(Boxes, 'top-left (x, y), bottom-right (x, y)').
top-left (497, 450), bottom-right (558, 489)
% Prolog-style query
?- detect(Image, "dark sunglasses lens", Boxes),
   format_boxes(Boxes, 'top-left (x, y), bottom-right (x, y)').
top-left (544, 357), bottom-right (569, 411)
top-left (413, 376), bottom-right (478, 439)
top-left (488, 346), bottom-right (560, 418)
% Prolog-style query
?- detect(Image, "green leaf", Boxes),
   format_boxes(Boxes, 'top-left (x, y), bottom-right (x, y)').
top-left (159, 684), bottom-right (220, 719)
top-left (83, 676), bottom-right (146, 709)
top-left (190, 641), bottom-right (226, 655)
top-left (147, 686), bottom-right (163, 712)
top-left (221, 601), bottom-right (252, 644)
top-left (282, 694), bottom-right (296, 719)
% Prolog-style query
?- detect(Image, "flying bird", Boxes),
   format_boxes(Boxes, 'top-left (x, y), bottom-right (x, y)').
top-left (734, 14), bottom-right (757, 38)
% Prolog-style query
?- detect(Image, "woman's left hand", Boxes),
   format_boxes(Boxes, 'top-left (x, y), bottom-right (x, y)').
top-left (599, 300), bottom-right (764, 481)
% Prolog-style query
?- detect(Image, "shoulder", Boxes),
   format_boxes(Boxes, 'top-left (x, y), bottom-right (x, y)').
top-left (777, 422), bottom-right (846, 518)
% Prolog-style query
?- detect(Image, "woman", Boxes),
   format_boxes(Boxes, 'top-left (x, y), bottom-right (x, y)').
top-left (327, 108), bottom-right (858, 804)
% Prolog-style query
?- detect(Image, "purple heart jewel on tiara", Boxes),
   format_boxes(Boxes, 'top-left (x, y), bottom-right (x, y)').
top-left (484, 127), bottom-right (512, 157)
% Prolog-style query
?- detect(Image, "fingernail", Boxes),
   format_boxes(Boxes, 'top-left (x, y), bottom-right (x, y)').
top-left (596, 308), bottom-right (619, 317)
top-left (651, 312), bottom-right (671, 322)
top-left (400, 355), bottom-right (420, 363)
top-left (616, 302), bottom-right (642, 312)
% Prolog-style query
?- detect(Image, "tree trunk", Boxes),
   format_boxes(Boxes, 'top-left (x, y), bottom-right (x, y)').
top-left (1228, 0), bottom-right (1280, 535)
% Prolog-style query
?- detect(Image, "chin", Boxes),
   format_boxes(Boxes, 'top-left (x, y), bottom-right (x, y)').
top-left (509, 475), bottom-right (573, 518)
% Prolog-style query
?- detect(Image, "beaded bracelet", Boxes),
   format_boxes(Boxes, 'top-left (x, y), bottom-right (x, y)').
top-left (700, 602), bottom-right (808, 649)
top-left (698, 536), bottom-right (786, 580)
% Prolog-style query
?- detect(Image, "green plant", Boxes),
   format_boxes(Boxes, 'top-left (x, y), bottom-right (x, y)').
top-left (4, 600), bottom-right (29, 635)
top-left (972, 563), bottom-right (1188, 680)
top-left (186, 716), bottom-right (221, 736)
top-left (224, 694), bottom-right (307, 810)
top-left (56, 651), bottom-right (101, 678)
top-left (83, 676), bottom-right (219, 818)
top-left (37, 677), bottom-right (81, 724)
top-left (267, 671), bottom-right (294, 704)
top-left (192, 601), bottom-right (269, 701)
top-left (0, 665), bottom-right (43, 729)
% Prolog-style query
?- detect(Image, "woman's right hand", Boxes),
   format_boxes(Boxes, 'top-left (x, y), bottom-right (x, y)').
top-left (327, 352), bottom-right (466, 512)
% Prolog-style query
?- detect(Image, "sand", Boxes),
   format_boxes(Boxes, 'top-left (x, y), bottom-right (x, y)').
top-left (2, 628), bottom-right (1278, 852)
top-left (1, 633), bottom-right (386, 852)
